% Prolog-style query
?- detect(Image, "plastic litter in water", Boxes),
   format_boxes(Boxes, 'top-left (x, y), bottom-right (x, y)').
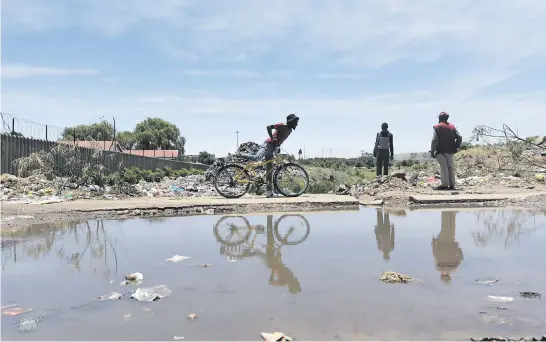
top-left (486, 296), bottom-right (515, 303)
top-left (98, 292), bottom-right (122, 301)
top-left (2, 307), bottom-right (32, 316)
top-left (121, 272), bottom-right (144, 285)
top-left (261, 332), bottom-right (293, 341)
top-left (476, 278), bottom-right (499, 285)
top-left (166, 255), bottom-right (191, 263)
top-left (131, 285), bottom-right (172, 302)
top-left (18, 317), bottom-right (43, 332)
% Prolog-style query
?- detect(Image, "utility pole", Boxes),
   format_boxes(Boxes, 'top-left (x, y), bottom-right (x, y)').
top-left (329, 148), bottom-right (332, 158)
top-left (304, 145), bottom-right (306, 159)
top-left (321, 148), bottom-right (324, 158)
top-left (236, 131), bottom-right (239, 150)
top-left (360, 150), bottom-right (365, 158)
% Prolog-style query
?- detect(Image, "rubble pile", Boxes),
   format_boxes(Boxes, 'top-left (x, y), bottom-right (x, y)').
top-left (347, 167), bottom-right (546, 198)
top-left (204, 141), bottom-right (264, 180)
top-left (0, 173), bottom-right (217, 203)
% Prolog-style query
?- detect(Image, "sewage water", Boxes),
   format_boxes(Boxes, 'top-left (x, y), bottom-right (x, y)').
top-left (1, 208), bottom-right (545, 341)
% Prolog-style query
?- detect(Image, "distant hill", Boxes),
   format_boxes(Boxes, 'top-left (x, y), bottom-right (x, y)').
top-left (393, 152), bottom-right (434, 162)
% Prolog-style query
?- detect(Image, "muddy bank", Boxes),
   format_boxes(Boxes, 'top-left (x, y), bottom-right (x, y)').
top-left (2, 191), bottom-right (546, 229)
top-left (0, 195), bottom-right (359, 229)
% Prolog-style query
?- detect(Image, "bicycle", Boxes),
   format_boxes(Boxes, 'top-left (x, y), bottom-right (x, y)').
top-left (213, 150), bottom-right (310, 198)
top-left (213, 214), bottom-right (311, 260)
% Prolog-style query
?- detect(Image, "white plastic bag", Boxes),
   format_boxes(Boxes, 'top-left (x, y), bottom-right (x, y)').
top-left (131, 285), bottom-right (172, 302)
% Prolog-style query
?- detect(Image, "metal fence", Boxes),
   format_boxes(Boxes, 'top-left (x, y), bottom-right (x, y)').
top-left (1, 134), bottom-right (208, 176)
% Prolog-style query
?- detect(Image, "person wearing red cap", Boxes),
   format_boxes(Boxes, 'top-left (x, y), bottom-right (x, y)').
top-left (430, 112), bottom-right (462, 190)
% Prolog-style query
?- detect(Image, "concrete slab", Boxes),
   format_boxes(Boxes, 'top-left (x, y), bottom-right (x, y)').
top-left (359, 199), bottom-right (384, 206)
top-left (1, 194), bottom-right (359, 214)
top-left (409, 194), bottom-right (510, 204)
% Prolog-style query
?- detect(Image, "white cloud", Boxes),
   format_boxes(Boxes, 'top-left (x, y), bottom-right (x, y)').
top-left (179, 69), bottom-right (259, 78)
top-left (4, 0), bottom-right (546, 70)
top-left (2, 64), bottom-right (99, 79)
top-left (317, 73), bottom-right (362, 79)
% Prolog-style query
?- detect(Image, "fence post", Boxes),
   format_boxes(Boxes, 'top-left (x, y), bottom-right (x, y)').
top-left (11, 118), bottom-right (15, 135)
top-left (45, 125), bottom-right (48, 141)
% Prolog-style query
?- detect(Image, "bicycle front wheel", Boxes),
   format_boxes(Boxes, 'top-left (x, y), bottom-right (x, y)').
top-left (214, 164), bottom-right (251, 198)
top-left (273, 163), bottom-right (309, 197)
top-left (274, 214), bottom-right (311, 245)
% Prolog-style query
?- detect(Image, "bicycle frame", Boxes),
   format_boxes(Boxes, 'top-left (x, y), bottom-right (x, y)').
top-left (231, 154), bottom-right (285, 184)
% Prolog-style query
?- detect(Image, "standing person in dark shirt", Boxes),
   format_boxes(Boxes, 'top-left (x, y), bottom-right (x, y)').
top-left (237, 114), bottom-right (299, 198)
top-left (430, 112), bottom-right (462, 190)
top-left (373, 123), bottom-right (394, 177)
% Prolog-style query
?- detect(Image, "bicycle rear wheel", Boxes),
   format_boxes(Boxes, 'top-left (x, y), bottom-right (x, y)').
top-left (274, 214), bottom-right (311, 245)
top-left (273, 162), bottom-right (309, 197)
top-left (214, 164), bottom-right (251, 198)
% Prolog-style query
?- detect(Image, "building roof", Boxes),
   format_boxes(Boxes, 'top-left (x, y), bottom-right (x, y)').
top-left (122, 150), bottom-right (179, 158)
top-left (58, 140), bottom-right (122, 151)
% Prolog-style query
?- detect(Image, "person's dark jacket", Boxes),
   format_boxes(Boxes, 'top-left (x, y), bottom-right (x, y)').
top-left (431, 122), bottom-right (462, 155)
top-left (373, 130), bottom-right (394, 157)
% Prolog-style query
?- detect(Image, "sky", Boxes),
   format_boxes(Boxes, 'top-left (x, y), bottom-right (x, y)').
top-left (1, 0), bottom-right (545, 158)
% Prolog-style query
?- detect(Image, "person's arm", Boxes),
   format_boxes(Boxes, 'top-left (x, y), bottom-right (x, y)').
top-left (389, 133), bottom-right (394, 159)
top-left (430, 128), bottom-right (438, 157)
top-left (373, 133), bottom-right (379, 157)
top-left (266, 124), bottom-right (276, 140)
top-left (454, 127), bottom-right (463, 151)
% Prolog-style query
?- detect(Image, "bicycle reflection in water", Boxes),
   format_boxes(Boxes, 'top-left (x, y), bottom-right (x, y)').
top-left (213, 214), bottom-right (311, 294)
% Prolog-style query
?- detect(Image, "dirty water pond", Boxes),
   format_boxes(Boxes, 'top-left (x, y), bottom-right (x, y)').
top-left (1, 208), bottom-right (545, 341)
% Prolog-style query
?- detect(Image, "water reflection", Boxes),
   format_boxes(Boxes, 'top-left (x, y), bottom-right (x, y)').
top-left (432, 211), bottom-right (464, 284)
top-left (374, 209), bottom-right (396, 261)
top-left (471, 209), bottom-right (543, 249)
top-left (1, 219), bottom-right (120, 278)
top-left (213, 214), bottom-right (310, 294)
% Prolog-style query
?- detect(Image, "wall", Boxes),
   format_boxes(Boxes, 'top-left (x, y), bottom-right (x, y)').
top-left (0, 134), bottom-right (208, 176)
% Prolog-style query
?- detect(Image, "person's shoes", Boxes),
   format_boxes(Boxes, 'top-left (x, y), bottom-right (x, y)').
top-left (265, 191), bottom-right (280, 198)
top-left (434, 186), bottom-right (450, 190)
top-left (448, 186), bottom-right (457, 190)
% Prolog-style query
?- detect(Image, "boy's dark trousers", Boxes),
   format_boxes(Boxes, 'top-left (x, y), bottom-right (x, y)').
top-left (376, 150), bottom-right (390, 176)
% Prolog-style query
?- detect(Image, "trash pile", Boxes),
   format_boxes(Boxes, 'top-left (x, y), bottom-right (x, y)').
top-left (349, 167), bottom-right (546, 198)
top-left (0, 173), bottom-right (217, 203)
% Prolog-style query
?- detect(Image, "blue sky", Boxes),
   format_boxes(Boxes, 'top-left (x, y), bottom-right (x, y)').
top-left (2, 0), bottom-right (545, 157)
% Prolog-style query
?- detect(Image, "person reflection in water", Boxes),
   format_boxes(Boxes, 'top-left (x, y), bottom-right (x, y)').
top-left (264, 215), bottom-right (302, 294)
top-left (374, 209), bottom-right (395, 261)
top-left (431, 211), bottom-right (464, 284)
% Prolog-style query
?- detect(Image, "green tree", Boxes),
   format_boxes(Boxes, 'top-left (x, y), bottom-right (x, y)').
top-left (116, 131), bottom-right (137, 150)
top-left (61, 121), bottom-right (114, 141)
top-left (410, 153), bottom-right (417, 160)
top-left (197, 151), bottom-right (215, 165)
top-left (133, 118), bottom-right (186, 155)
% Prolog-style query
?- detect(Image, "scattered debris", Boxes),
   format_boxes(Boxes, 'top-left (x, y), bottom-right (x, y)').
top-left (98, 292), bottom-right (122, 301)
top-left (121, 272), bottom-right (144, 285)
top-left (486, 296), bottom-right (515, 303)
top-left (2, 307), bottom-right (32, 316)
top-left (261, 332), bottom-right (293, 341)
top-left (18, 316), bottom-right (43, 332)
top-left (486, 306), bottom-right (508, 311)
top-left (1, 304), bottom-right (20, 309)
top-left (131, 285), bottom-right (172, 302)
top-left (380, 271), bottom-right (412, 283)
top-left (470, 336), bottom-right (546, 341)
top-left (519, 292), bottom-right (541, 299)
top-left (187, 313), bottom-right (197, 320)
top-left (166, 255), bottom-right (191, 263)
top-left (476, 278), bottom-right (499, 285)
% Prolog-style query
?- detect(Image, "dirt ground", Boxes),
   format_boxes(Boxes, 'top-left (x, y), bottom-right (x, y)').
top-left (2, 186), bottom-right (546, 230)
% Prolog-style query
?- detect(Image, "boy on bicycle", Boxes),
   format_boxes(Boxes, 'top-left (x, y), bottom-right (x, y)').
top-left (236, 114), bottom-right (299, 198)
